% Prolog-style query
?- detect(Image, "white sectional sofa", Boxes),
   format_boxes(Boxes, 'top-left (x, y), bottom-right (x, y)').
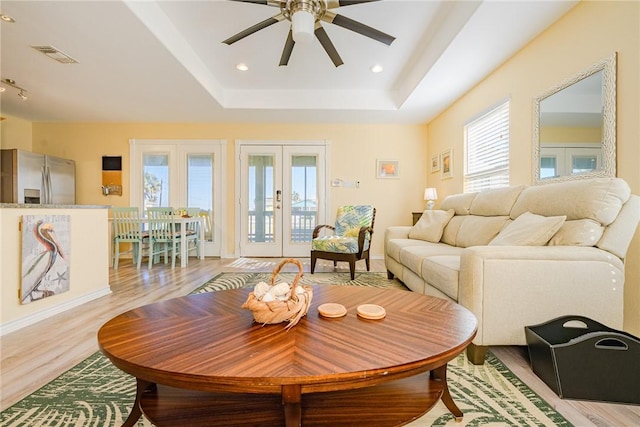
top-left (384, 178), bottom-right (639, 364)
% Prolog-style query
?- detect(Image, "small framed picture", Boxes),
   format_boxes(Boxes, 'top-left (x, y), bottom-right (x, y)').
top-left (376, 159), bottom-right (399, 179)
top-left (430, 154), bottom-right (441, 173)
top-left (441, 149), bottom-right (453, 180)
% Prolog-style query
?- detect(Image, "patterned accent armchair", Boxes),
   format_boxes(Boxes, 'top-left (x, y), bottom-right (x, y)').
top-left (311, 205), bottom-right (376, 280)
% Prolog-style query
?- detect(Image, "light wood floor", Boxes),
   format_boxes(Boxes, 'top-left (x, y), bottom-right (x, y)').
top-left (2, 258), bottom-right (639, 426)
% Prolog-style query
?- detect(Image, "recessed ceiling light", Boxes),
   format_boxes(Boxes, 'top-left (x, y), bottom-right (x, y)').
top-left (370, 64), bottom-right (383, 73)
top-left (0, 14), bottom-right (16, 23)
top-left (236, 63), bottom-right (249, 71)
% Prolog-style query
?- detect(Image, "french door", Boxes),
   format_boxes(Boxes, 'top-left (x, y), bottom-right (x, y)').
top-left (130, 139), bottom-right (226, 257)
top-left (237, 142), bottom-right (327, 257)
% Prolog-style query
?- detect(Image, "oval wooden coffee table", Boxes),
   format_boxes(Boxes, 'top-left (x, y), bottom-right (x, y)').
top-left (98, 285), bottom-right (477, 426)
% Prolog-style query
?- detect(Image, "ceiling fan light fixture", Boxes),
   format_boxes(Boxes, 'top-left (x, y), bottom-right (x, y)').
top-left (0, 13), bottom-right (15, 23)
top-left (292, 10), bottom-right (315, 44)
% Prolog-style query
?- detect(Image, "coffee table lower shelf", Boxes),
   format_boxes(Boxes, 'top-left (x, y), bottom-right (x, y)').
top-left (139, 372), bottom-right (450, 426)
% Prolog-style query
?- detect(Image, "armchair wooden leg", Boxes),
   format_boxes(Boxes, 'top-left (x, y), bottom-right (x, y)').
top-left (349, 260), bottom-right (355, 280)
top-left (387, 270), bottom-right (394, 280)
top-left (310, 253), bottom-right (317, 274)
top-left (365, 255), bottom-right (370, 272)
top-left (466, 344), bottom-right (489, 365)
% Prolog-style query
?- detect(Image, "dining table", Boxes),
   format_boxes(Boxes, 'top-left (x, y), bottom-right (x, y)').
top-left (141, 215), bottom-right (205, 267)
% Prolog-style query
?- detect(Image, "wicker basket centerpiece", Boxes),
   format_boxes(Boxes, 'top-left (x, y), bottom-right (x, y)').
top-left (242, 258), bottom-right (313, 329)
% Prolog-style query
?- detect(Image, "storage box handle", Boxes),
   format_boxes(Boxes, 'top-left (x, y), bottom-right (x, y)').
top-left (562, 320), bottom-right (588, 329)
top-left (595, 338), bottom-right (629, 351)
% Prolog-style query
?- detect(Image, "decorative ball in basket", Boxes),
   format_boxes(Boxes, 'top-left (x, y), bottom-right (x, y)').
top-left (242, 258), bottom-right (313, 329)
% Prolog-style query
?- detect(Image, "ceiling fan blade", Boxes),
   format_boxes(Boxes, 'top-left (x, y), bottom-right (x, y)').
top-left (279, 30), bottom-right (295, 66)
top-left (322, 11), bottom-right (395, 46)
top-left (222, 14), bottom-right (285, 45)
top-left (326, 0), bottom-right (380, 9)
top-left (314, 25), bottom-right (344, 67)
top-left (227, 0), bottom-right (284, 6)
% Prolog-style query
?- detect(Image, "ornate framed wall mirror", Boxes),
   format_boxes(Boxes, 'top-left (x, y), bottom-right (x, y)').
top-left (532, 52), bottom-right (616, 184)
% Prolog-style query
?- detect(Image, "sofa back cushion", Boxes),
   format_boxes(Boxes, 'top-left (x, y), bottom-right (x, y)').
top-left (510, 178), bottom-right (630, 225)
top-left (442, 215), bottom-right (510, 247)
top-left (469, 185), bottom-right (525, 216)
top-left (439, 192), bottom-right (476, 215)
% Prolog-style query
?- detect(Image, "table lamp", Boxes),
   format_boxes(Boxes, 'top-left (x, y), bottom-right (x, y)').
top-left (424, 188), bottom-right (438, 210)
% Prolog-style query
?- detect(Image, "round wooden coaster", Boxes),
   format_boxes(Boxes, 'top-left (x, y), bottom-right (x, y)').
top-left (318, 303), bottom-right (347, 318)
top-left (356, 304), bottom-right (386, 320)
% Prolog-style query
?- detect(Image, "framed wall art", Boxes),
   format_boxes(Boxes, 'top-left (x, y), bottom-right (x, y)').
top-left (430, 154), bottom-right (441, 173)
top-left (376, 159), bottom-right (400, 179)
top-left (441, 149), bottom-right (453, 179)
top-left (21, 215), bottom-right (71, 304)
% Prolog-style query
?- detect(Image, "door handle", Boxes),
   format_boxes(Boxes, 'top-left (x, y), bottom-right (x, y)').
top-left (276, 190), bottom-right (282, 202)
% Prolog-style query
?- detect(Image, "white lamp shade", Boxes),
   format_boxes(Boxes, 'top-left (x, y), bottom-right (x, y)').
top-left (292, 10), bottom-right (315, 44)
top-left (424, 188), bottom-right (438, 201)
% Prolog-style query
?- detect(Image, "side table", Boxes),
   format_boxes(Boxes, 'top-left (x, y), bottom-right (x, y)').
top-left (412, 211), bottom-right (423, 225)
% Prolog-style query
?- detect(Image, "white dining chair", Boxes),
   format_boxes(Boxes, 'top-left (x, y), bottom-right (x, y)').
top-left (112, 207), bottom-right (145, 269)
top-left (176, 207), bottom-right (201, 262)
top-left (147, 207), bottom-right (179, 269)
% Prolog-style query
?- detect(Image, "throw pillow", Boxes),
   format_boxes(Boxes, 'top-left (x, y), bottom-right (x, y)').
top-left (409, 209), bottom-right (455, 243)
top-left (548, 219), bottom-right (604, 247)
top-left (489, 211), bottom-right (566, 246)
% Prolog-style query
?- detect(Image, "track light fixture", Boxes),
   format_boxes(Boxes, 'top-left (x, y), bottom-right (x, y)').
top-left (0, 78), bottom-right (28, 101)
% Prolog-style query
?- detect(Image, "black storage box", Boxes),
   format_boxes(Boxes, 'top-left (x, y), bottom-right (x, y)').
top-left (525, 315), bottom-right (640, 404)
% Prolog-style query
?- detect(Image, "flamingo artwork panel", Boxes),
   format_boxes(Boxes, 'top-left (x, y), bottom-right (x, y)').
top-left (20, 215), bottom-right (71, 304)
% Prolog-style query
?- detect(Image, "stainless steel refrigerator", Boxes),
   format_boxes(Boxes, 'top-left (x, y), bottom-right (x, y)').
top-left (1, 149), bottom-right (76, 204)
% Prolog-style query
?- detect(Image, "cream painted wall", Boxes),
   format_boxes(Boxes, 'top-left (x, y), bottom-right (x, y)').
top-left (426, 1), bottom-right (640, 334)
top-left (0, 207), bottom-right (110, 331)
top-left (0, 115), bottom-right (33, 150)
top-left (30, 122), bottom-right (428, 257)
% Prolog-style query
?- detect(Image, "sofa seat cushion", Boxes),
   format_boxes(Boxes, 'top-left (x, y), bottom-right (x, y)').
top-left (386, 238), bottom-right (434, 260)
top-left (398, 244), bottom-right (464, 277)
top-left (421, 256), bottom-right (460, 300)
top-left (312, 236), bottom-right (359, 253)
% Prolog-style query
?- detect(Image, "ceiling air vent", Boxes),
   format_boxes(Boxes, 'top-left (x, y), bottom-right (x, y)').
top-left (31, 45), bottom-right (78, 64)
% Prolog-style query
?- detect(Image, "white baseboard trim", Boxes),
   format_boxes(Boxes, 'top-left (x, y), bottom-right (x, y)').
top-left (0, 286), bottom-right (112, 337)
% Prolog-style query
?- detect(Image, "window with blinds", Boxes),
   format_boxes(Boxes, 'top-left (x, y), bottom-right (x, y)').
top-left (464, 101), bottom-right (510, 193)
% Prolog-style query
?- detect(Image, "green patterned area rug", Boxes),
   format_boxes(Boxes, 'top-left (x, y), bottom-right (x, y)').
top-left (1, 272), bottom-right (571, 427)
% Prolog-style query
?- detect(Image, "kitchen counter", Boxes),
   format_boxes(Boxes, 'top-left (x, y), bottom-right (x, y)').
top-left (1, 203), bottom-right (110, 209)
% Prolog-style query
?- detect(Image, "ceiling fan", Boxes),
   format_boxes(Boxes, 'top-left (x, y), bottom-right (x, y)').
top-left (223, 0), bottom-right (395, 67)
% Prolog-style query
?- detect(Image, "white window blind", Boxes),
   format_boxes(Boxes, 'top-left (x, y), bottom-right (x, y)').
top-left (464, 101), bottom-right (510, 193)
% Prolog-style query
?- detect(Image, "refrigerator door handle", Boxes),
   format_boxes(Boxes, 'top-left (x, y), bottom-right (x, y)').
top-left (44, 166), bottom-right (52, 204)
top-left (41, 166), bottom-right (48, 204)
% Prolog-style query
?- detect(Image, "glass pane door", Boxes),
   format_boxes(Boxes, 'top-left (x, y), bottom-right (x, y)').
top-left (131, 140), bottom-right (224, 257)
top-left (143, 153), bottom-right (170, 209)
top-left (282, 146), bottom-right (325, 256)
top-left (239, 143), bottom-right (326, 257)
top-left (184, 153), bottom-right (214, 244)
top-left (249, 154), bottom-right (275, 244)
top-left (240, 146), bottom-right (281, 256)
